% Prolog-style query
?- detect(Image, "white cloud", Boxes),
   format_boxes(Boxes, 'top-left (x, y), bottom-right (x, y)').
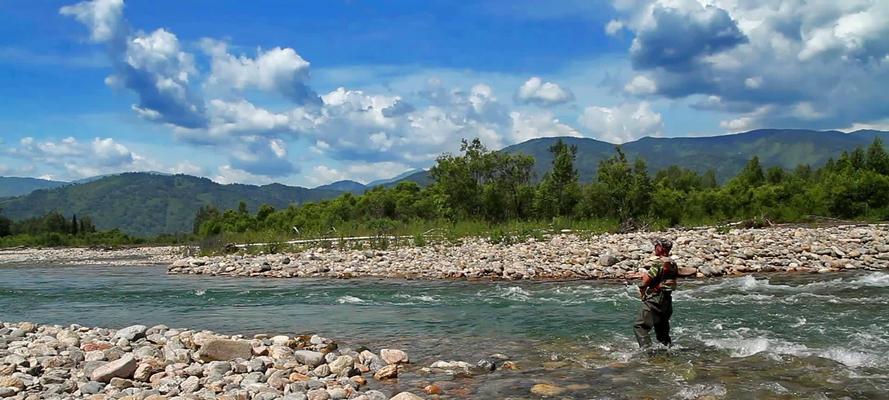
top-left (579, 102), bottom-right (663, 143)
top-left (59, 0), bottom-right (124, 43)
top-left (509, 111), bottom-right (581, 143)
top-left (91, 137), bottom-right (133, 166)
top-left (516, 77), bottom-right (574, 106)
top-left (605, 19), bottom-right (625, 36)
top-left (624, 75), bottom-right (657, 95)
top-left (202, 39), bottom-right (318, 104)
top-left (213, 165), bottom-right (274, 185)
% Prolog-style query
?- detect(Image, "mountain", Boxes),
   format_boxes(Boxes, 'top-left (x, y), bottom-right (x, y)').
top-left (314, 180), bottom-right (366, 193)
top-left (502, 129), bottom-right (889, 182)
top-left (0, 177), bottom-right (68, 198)
top-left (0, 173), bottom-right (343, 236)
top-left (367, 169), bottom-right (425, 187)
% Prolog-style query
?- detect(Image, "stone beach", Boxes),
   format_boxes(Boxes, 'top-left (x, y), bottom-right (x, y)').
top-left (168, 224), bottom-right (889, 280)
top-left (0, 247), bottom-right (184, 267)
top-left (0, 321), bottom-right (490, 400)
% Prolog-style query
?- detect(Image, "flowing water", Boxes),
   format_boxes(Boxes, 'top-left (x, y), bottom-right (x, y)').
top-left (1, 264), bottom-right (888, 399)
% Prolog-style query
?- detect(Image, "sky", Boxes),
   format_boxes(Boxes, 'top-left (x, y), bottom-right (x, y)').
top-left (1, 0), bottom-right (888, 187)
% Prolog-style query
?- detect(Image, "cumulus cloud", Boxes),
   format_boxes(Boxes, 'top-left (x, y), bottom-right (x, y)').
top-left (579, 102), bottom-right (663, 143)
top-left (613, 0), bottom-right (889, 130)
top-left (515, 77), bottom-right (574, 106)
top-left (629, 2), bottom-right (747, 70)
top-left (59, 0), bottom-right (124, 43)
top-left (624, 75), bottom-right (657, 95)
top-left (4, 136), bottom-right (204, 180)
top-left (228, 136), bottom-right (297, 177)
top-left (202, 39), bottom-right (320, 104)
top-left (510, 111), bottom-right (581, 143)
top-left (63, 0), bottom-right (208, 129)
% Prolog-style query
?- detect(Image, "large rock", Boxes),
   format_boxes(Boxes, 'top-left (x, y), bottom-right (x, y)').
top-left (91, 354), bottom-right (137, 383)
top-left (328, 355), bottom-right (355, 377)
top-left (113, 325), bottom-right (148, 341)
top-left (294, 350), bottom-right (325, 367)
top-left (197, 339), bottom-right (252, 362)
top-left (380, 349), bottom-right (409, 365)
top-left (373, 364), bottom-right (397, 381)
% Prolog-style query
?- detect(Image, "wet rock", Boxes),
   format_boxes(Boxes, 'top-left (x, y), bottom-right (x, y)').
top-left (530, 383), bottom-right (565, 396)
top-left (380, 349), bottom-right (409, 365)
top-left (373, 364), bottom-right (397, 381)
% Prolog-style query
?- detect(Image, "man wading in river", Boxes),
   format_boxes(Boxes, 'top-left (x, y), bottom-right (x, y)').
top-left (633, 238), bottom-right (679, 349)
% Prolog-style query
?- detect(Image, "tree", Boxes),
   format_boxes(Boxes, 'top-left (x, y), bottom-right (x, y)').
top-left (737, 156), bottom-right (765, 187)
top-left (866, 137), bottom-right (889, 175)
top-left (596, 147), bottom-right (652, 223)
top-left (71, 214), bottom-right (79, 236)
top-left (536, 139), bottom-right (580, 217)
top-left (0, 209), bottom-right (10, 237)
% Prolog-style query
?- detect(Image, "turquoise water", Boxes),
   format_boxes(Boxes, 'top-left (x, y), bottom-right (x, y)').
top-left (1, 264), bottom-right (888, 399)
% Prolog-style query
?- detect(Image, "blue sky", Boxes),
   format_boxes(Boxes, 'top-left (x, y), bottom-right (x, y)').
top-left (1, 0), bottom-right (888, 186)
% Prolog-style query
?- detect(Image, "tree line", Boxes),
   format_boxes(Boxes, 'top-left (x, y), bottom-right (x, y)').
top-left (193, 137), bottom-right (889, 239)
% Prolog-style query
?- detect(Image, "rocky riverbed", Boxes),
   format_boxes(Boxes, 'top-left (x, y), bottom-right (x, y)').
top-left (0, 321), bottom-right (500, 400)
top-left (168, 224), bottom-right (889, 280)
top-left (0, 247), bottom-right (184, 267)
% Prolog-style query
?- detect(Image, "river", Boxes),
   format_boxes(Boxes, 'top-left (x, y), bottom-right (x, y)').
top-left (1, 264), bottom-right (887, 399)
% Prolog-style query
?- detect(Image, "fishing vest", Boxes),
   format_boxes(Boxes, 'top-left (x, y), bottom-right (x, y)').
top-left (647, 256), bottom-right (678, 293)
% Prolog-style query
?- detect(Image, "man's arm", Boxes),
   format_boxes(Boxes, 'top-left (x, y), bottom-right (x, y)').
top-left (638, 273), bottom-right (653, 298)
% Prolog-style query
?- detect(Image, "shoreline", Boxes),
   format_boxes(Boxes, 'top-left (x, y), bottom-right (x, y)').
top-left (2, 224), bottom-right (888, 281)
top-left (0, 246), bottom-right (185, 267)
top-left (0, 320), bottom-right (477, 400)
top-left (167, 224), bottom-right (889, 281)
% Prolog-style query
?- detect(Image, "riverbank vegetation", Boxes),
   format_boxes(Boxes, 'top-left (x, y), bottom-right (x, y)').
top-left (192, 138), bottom-right (889, 249)
top-left (3, 138), bottom-right (888, 249)
top-left (0, 210), bottom-right (187, 248)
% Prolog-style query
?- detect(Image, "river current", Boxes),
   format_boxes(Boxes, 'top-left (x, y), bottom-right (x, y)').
top-left (1, 264), bottom-right (887, 399)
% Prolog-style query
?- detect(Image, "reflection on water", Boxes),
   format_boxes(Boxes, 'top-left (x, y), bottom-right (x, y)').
top-left (1, 264), bottom-right (887, 398)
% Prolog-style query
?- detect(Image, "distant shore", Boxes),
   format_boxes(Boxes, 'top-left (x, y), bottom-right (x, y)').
top-left (0, 246), bottom-right (184, 267)
top-left (167, 224), bottom-right (889, 280)
top-left (4, 225), bottom-right (888, 281)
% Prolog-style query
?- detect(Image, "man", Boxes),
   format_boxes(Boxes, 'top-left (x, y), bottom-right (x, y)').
top-left (633, 237), bottom-right (679, 349)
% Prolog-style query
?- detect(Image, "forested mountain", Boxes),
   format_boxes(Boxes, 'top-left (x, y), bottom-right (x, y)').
top-left (1, 129), bottom-right (887, 236)
top-left (502, 129), bottom-right (889, 182)
top-left (0, 173), bottom-right (341, 236)
top-left (0, 177), bottom-right (68, 198)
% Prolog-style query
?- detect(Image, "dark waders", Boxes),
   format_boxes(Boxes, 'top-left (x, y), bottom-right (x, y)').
top-left (634, 290), bottom-right (673, 348)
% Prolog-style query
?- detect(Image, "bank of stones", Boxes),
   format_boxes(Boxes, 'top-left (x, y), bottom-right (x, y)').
top-left (0, 247), bottom-right (184, 267)
top-left (168, 225), bottom-right (889, 280)
top-left (0, 321), bottom-right (448, 400)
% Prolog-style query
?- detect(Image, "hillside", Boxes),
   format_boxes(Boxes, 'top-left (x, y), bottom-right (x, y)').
top-left (0, 177), bottom-right (68, 198)
top-left (0, 173), bottom-right (342, 236)
top-left (502, 129), bottom-right (889, 182)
